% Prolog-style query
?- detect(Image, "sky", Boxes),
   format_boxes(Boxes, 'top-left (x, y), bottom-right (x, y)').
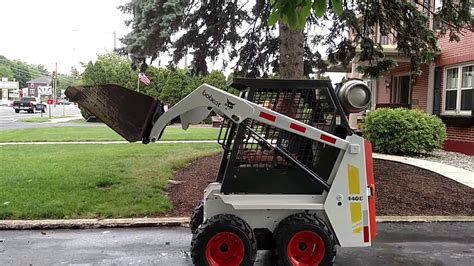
top-left (0, 0), bottom-right (345, 81)
top-left (0, 0), bottom-right (130, 74)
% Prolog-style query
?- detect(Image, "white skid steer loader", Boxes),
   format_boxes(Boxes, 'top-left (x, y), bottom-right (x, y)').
top-left (65, 78), bottom-right (376, 265)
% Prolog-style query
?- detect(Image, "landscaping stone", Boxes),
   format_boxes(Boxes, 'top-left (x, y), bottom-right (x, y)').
top-left (409, 149), bottom-right (474, 172)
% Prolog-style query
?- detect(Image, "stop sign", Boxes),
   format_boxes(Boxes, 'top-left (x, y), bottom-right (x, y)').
top-left (47, 99), bottom-right (53, 105)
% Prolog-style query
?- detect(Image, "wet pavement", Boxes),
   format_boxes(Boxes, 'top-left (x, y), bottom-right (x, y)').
top-left (0, 222), bottom-right (472, 265)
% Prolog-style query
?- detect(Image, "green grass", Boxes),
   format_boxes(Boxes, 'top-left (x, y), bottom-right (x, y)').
top-left (16, 116), bottom-right (73, 123)
top-left (0, 126), bottom-right (220, 142)
top-left (0, 143), bottom-right (220, 219)
top-left (16, 117), bottom-right (50, 123)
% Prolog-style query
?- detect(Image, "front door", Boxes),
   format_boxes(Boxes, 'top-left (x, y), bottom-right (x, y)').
top-left (392, 75), bottom-right (411, 104)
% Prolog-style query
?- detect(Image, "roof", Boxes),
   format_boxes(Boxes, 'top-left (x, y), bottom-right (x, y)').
top-left (26, 76), bottom-right (51, 85)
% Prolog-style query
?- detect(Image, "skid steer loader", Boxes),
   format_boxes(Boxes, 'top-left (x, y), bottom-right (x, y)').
top-left (65, 78), bottom-right (376, 265)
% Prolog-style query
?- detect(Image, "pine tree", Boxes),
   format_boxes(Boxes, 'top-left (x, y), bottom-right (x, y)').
top-left (119, 0), bottom-right (473, 79)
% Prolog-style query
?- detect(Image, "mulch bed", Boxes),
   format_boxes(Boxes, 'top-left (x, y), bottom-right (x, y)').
top-left (165, 154), bottom-right (474, 217)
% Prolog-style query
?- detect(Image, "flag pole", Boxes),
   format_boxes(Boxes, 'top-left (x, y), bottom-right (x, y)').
top-left (136, 71), bottom-right (140, 92)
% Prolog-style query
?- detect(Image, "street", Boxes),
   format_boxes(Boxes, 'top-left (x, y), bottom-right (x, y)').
top-left (0, 222), bottom-right (472, 265)
top-left (0, 105), bottom-right (99, 130)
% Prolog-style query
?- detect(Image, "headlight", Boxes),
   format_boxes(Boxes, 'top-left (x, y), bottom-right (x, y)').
top-left (337, 80), bottom-right (371, 113)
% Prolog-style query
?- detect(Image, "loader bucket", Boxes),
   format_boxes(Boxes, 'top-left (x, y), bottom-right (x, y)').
top-left (65, 84), bottom-right (163, 143)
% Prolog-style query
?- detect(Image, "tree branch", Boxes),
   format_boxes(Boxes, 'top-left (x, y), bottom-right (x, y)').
top-left (413, 0), bottom-right (469, 31)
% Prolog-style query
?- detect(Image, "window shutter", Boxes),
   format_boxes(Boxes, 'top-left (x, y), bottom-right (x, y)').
top-left (433, 67), bottom-right (442, 115)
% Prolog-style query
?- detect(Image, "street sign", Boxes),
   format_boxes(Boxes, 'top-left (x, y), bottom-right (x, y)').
top-left (0, 81), bottom-right (19, 89)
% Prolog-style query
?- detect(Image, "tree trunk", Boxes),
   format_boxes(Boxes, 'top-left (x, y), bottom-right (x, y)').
top-left (279, 23), bottom-right (304, 79)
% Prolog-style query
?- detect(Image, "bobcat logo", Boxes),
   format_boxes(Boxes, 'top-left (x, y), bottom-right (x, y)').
top-left (225, 99), bottom-right (236, 110)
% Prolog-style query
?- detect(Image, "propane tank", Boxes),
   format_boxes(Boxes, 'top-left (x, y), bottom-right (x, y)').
top-left (336, 79), bottom-right (371, 113)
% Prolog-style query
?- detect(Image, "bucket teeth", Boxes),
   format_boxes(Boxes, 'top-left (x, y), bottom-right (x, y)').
top-left (65, 84), bottom-right (162, 143)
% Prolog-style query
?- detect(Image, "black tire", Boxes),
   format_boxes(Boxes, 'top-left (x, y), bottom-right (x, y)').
top-left (190, 202), bottom-right (203, 234)
top-left (42, 108), bottom-right (46, 113)
top-left (191, 214), bottom-right (257, 266)
top-left (273, 213), bottom-right (337, 266)
top-left (15, 109), bottom-right (19, 113)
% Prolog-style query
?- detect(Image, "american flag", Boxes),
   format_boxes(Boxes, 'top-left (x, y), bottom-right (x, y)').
top-left (139, 73), bottom-right (151, 86)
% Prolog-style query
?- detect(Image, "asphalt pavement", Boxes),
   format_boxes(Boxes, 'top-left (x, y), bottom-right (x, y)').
top-left (0, 222), bottom-right (472, 265)
top-left (0, 105), bottom-right (102, 130)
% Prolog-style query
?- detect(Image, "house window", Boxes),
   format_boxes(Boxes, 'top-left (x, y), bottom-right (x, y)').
top-left (380, 35), bottom-right (388, 45)
top-left (461, 65), bottom-right (473, 110)
top-left (445, 68), bottom-right (458, 111)
top-left (422, 0), bottom-right (430, 17)
top-left (443, 63), bottom-right (474, 114)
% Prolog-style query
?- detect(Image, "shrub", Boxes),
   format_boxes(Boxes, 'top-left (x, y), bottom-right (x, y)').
top-left (79, 106), bottom-right (93, 120)
top-left (362, 108), bottom-right (446, 155)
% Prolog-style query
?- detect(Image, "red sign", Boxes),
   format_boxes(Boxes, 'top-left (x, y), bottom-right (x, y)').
top-left (47, 99), bottom-right (53, 105)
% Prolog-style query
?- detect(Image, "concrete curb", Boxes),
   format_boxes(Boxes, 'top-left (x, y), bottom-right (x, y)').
top-left (1, 216), bottom-right (473, 230)
top-left (0, 218), bottom-right (190, 230)
top-left (376, 216), bottom-right (474, 223)
top-left (0, 140), bottom-right (217, 145)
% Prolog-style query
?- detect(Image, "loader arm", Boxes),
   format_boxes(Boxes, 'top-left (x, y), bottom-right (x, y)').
top-left (150, 84), bottom-right (350, 151)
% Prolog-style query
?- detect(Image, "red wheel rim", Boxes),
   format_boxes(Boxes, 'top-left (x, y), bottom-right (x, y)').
top-left (287, 231), bottom-right (325, 265)
top-left (206, 232), bottom-right (245, 266)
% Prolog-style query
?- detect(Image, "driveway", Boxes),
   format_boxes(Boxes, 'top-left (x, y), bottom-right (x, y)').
top-left (0, 222), bottom-right (472, 265)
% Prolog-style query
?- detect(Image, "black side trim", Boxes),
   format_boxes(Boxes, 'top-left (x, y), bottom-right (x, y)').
top-left (439, 116), bottom-right (474, 127)
top-left (433, 67), bottom-right (442, 115)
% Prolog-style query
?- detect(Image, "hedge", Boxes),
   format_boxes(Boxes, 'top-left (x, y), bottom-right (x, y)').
top-left (362, 108), bottom-right (446, 155)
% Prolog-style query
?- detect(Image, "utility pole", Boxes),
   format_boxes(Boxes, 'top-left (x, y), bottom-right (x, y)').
top-left (113, 31), bottom-right (117, 52)
top-left (54, 62), bottom-right (58, 108)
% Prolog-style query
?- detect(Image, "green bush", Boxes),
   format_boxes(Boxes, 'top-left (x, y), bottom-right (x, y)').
top-left (362, 108), bottom-right (446, 155)
top-left (79, 106), bottom-right (93, 120)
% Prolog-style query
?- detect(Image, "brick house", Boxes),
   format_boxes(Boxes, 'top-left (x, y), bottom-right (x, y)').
top-left (343, 2), bottom-right (474, 155)
top-left (26, 76), bottom-right (52, 98)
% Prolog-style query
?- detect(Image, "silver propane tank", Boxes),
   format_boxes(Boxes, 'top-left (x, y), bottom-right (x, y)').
top-left (336, 79), bottom-right (372, 114)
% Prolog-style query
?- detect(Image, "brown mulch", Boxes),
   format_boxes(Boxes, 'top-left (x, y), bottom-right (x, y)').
top-left (374, 160), bottom-right (473, 216)
top-left (166, 154), bottom-right (474, 217)
top-left (166, 155), bottom-right (222, 217)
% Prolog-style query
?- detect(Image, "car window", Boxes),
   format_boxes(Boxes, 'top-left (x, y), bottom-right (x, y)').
top-left (21, 97), bottom-right (36, 101)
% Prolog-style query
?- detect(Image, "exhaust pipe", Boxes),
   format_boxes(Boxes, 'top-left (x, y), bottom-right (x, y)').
top-left (65, 84), bottom-right (164, 143)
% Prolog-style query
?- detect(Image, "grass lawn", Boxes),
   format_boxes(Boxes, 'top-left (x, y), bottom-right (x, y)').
top-left (0, 143), bottom-right (220, 219)
top-left (16, 117), bottom-right (50, 123)
top-left (0, 126), bottom-right (220, 142)
top-left (16, 116), bottom-right (73, 123)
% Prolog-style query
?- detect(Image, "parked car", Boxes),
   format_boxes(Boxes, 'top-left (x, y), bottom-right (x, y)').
top-left (12, 97), bottom-right (46, 113)
top-left (57, 99), bottom-right (71, 105)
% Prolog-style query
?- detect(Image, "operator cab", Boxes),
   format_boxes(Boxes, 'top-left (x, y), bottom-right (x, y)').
top-left (217, 78), bottom-right (355, 195)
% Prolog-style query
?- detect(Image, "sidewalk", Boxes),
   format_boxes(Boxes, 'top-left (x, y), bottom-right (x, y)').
top-left (47, 115), bottom-right (83, 123)
top-left (374, 153), bottom-right (474, 188)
